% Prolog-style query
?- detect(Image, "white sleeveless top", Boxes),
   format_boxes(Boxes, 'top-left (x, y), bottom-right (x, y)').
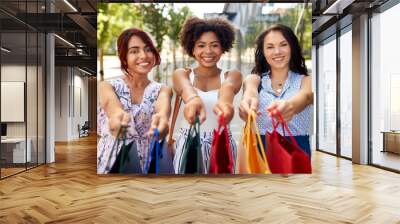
top-left (176, 69), bottom-right (226, 132)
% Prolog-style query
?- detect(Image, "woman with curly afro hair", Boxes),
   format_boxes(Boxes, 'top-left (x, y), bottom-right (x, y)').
top-left (171, 17), bottom-right (242, 174)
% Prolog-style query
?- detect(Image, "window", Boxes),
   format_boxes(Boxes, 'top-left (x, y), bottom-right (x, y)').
top-left (371, 2), bottom-right (400, 171)
top-left (339, 27), bottom-right (352, 158)
top-left (317, 35), bottom-right (337, 154)
top-left (0, 1), bottom-right (46, 179)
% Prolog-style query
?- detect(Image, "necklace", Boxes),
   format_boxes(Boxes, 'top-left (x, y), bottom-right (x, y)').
top-left (276, 83), bottom-right (283, 93)
top-left (270, 72), bottom-right (288, 94)
top-left (272, 82), bottom-right (284, 94)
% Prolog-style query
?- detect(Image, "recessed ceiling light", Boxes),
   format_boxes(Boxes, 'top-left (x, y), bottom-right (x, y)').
top-left (54, 34), bottom-right (75, 48)
top-left (1, 47), bottom-right (11, 53)
top-left (322, 0), bottom-right (355, 15)
top-left (63, 0), bottom-right (78, 12)
top-left (78, 67), bottom-right (92, 76)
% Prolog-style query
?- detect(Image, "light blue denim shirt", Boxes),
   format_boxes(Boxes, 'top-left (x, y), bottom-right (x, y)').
top-left (256, 70), bottom-right (312, 136)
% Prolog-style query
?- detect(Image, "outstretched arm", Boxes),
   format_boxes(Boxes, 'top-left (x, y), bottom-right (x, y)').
top-left (238, 74), bottom-right (261, 121)
top-left (267, 75), bottom-right (313, 121)
top-left (172, 68), bottom-right (206, 124)
top-left (148, 85), bottom-right (173, 139)
top-left (98, 81), bottom-right (130, 137)
top-left (214, 70), bottom-right (242, 124)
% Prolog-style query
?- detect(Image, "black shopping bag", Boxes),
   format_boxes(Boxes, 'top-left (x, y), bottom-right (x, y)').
top-left (178, 117), bottom-right (203, 174)
top-left (109, 127), bottom-right (142, 174)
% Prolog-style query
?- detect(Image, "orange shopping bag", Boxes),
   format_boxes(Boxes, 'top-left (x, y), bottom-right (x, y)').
top-left (236, 110), bottom-right (271, 174)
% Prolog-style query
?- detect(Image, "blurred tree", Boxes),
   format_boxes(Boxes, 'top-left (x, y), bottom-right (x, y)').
top-left (140, 4), bottom-right (169, 82)
top-left (97, 3), bottom-right (111, 81)
top-left (279, 3), bottom-right (312, 60)
top-left (299, 4), bottom-right (312, 60)
top-left (167, 5), bottom-right (192, 70)
top-left (279, 8), bottom-right (297, 31)
top-left (98, 3), bottom-right (143, 80)
top-left (243, 20), bottom-right (267, 63)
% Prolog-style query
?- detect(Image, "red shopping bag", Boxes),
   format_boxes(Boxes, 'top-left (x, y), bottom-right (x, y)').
top-left (209, 114), bottom-right (234, 174)
top-left (265, 112), bottom-right (311, 174)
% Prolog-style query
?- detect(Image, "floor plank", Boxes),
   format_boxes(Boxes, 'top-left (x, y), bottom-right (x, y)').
top-left (0, 135), bottom-right (399, 223)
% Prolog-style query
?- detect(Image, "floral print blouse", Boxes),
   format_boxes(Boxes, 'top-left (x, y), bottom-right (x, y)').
top-left (97, 78), bottom-right (162, 174)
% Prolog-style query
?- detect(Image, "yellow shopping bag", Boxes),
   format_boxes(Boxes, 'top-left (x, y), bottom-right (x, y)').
top-left (236, 110), bottom-right (271, 174)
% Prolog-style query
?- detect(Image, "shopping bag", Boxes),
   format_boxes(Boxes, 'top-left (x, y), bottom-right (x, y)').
top-left (265, 112), bottom-right (312, 174)
top-left (235, 129), bottom-right (249, 174)
top-left (178, 116), bottom-right (203, 174)
top-left (146, 128), bottom-right (175, 175)
top-left (236, 111), bottom-right (270, 174)
top-left (109, 127), bottom-right (142, 174)
top-left (209, 114), bottom-right (234, 174)
top-left (167, 94), bottom-right (182, 157)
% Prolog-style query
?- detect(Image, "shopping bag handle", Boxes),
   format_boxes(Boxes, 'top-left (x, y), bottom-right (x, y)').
top-left (106, 125), bottom-right (129, 173)
top-left (145, 128), bottom-right (161, 175)
top-left (153, 128), bottom-right (160, 175)
top-left (187, 116), bottom-right (201, 174)
top-left (104, 125), bottom-right (128, 172)
top-left (188, 116), bottom-right (201, 136)
top-left (270, 110), bottom-right (300, 149)
top-left (168, 94), bottom-right (182, 147)
top-left (247, 110), bottom-right (268, 166)
top-left (217, 113), bottom-right (228, 134)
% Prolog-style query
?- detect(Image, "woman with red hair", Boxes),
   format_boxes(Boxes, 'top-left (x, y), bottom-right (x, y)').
top-left (97, 28), bottom-right (172, 174)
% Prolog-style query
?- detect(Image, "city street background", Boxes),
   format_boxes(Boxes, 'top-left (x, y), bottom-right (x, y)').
top-left (97, 2), bottom-right (312, 143)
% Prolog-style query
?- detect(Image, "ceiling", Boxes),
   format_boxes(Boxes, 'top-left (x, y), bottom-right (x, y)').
top-left (312, 0), bottom-right (390, 43)
top-left (0, 0), bottom-right (96, 75)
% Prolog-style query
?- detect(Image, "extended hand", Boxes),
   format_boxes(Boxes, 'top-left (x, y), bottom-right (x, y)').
top-left (183, 97), bottom-right (206, 124)
top-left (108, 109), bottom-right (131, 137)
top-left (239, 96), bottom-right (259, 121)
top-left (266, 100), bottom-right (295, 122)
top-left (148, 113), bottom-right (169, 139)
top-left (213, 101), bottom-right (234, 124)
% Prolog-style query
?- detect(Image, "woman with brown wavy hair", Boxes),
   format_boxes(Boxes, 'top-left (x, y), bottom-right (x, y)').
top-left (97, 28), bottom-right (172, 174)
top-left (239, 24), bottom-right (313, 156)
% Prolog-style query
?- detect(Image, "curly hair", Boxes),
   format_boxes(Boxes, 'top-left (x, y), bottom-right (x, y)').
top-left (179, 17), bottom-right (235, 57)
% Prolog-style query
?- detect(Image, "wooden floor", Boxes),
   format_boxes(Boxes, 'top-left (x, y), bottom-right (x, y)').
top-left (1, 163), bottom-right (44, 178)
top-left (372, 151), bottom-right (400, 171)
top-left (0, 135), bottom-right (400, 223)
top-left (1, 167), bottom-right (26, 177)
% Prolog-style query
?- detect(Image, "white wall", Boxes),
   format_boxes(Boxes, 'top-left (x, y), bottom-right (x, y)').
top-left (1, 63), bottom-right (45, 164)
top-left (73, 72), bottom-right (89, 137)
top-left (55, 66), bottom-right (68, 141)
top-left (1, 65), bottom-right (28, 138)
top-left (54, 66), bottom-right (89, 141)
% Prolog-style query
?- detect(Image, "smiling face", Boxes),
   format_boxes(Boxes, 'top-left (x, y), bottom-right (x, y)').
top-left (263, 30), bottom-right (291, 71)
top-left (125, 35), bottom-right (155, 76)
top-left (192, 31), bottom-right (223, 68)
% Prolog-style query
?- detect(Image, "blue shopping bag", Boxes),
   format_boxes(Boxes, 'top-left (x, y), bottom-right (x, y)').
top-left (146, 128), bottom-right (175, 174)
